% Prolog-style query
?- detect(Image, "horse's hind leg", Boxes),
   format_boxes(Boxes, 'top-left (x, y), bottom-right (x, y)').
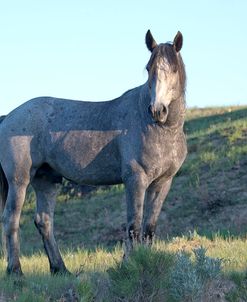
top-left (143, 178), bottom-right (173, 245)
top-left (32, 176), bottom-right (69, 274)
top-left (2, 176), bottom-right (29, 275)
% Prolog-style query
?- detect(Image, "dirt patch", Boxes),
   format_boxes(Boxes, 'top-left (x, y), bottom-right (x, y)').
top-left (202, 279), bottom-right (236, 302)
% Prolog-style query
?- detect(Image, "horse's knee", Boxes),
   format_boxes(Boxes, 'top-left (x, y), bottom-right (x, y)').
top-left (34, 213), bottom-right (51, 237)
top-left (2, 211), bottom-right (18, 236)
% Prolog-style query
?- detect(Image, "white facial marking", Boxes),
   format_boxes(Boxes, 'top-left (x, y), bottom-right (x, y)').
top-left (150, 58), bottom-right (179, 108)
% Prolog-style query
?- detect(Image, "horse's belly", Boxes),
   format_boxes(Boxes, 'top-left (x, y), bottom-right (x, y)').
top-left (47, 130), bottom-right (122, 185)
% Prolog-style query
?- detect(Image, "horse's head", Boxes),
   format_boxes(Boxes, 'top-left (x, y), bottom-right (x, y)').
top-left (145, 30), bottom-right (186, 125)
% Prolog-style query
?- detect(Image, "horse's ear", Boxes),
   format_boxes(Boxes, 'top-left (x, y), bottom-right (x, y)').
top-left (145, 30), bottom-right (157, 52)
top-left (173, 31), bottom-right (183, 52)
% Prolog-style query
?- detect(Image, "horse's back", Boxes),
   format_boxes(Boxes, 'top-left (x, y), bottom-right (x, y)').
top-left (0, 98), bottom-right (54, 175)
top-left (0, 96), bottom-right (125, 184)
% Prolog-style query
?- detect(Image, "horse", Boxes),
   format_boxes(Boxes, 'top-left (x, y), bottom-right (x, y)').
top-left (0, 30), bottom-right (187, 275)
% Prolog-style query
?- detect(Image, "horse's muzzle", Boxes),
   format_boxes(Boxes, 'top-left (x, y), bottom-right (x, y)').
top-left (148, 104), bottom-right (168, 124)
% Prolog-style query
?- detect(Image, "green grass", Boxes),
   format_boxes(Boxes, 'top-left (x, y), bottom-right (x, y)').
top-left (1, 105), bottom-right (247, 301)
top-left (1, 235), bottom-right (247, 301)
top-left (158, 106), bottom-right (247, 240)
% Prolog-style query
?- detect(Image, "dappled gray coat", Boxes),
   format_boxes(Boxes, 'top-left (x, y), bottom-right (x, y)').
top-left (0, 30), bottom-right (187, 275)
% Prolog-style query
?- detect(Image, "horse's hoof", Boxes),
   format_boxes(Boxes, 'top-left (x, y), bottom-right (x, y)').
top-left (6, 266), bottom-right (24, 277)
top-left (122, 252), bottom-right (128, 262)
top-left (50, 267), bottom-right (72, 276)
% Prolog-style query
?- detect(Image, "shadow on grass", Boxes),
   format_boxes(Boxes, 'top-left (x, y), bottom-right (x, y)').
top-left (185, 108), bottom-right (247, 135)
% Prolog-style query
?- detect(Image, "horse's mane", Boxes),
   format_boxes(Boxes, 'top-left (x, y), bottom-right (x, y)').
top-left (0, 116), bottom-right (6, 124)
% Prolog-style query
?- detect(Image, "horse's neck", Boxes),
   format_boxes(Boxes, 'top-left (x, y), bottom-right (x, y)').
top-left (166, 97), bottom-right (186, 129)
top-left (139, 83), bottom-right (151, 109)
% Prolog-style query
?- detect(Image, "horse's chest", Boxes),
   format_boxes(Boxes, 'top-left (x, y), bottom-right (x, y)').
top-left (141, 130), bottom-right (187, 179)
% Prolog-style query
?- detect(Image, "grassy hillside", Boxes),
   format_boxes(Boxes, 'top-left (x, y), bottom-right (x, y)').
top-left (0, 105), bottom-right (247, 301)
top-left (160, 106), bottom-right (247, 239)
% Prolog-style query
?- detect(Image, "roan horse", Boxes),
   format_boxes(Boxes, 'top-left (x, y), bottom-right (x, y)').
top-left (0, 30), bottom-right (187, 275)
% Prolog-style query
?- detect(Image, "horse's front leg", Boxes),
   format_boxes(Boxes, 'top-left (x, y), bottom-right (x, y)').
top-left (143, 177), bottom-right (173, 245)
top-left (124, 172), bottom-right (148, 252)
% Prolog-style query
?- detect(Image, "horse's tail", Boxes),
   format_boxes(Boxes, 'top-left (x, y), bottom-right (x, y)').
top-left (0, 115), bottom-right (8, 256)
top-left (0, 116), bottom-right (8, 211)
top-left (0, 165), bottom-right (8, 213)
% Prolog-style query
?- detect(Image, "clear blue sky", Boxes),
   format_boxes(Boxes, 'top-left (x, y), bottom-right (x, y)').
top-left (0, 0), bottom-right (246, 115)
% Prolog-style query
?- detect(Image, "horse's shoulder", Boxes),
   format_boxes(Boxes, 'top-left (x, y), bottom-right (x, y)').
top-left (172, 130), bottom-right (187, 168)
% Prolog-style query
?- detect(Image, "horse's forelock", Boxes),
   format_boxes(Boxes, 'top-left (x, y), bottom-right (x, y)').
top-left (147, 43), bottom-right (186, 96)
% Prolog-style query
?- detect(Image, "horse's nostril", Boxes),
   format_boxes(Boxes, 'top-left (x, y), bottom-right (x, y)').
top-left (162, 105), bottom-right (168, 115)
top-left (148, 104), bottom-right (168, 123)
